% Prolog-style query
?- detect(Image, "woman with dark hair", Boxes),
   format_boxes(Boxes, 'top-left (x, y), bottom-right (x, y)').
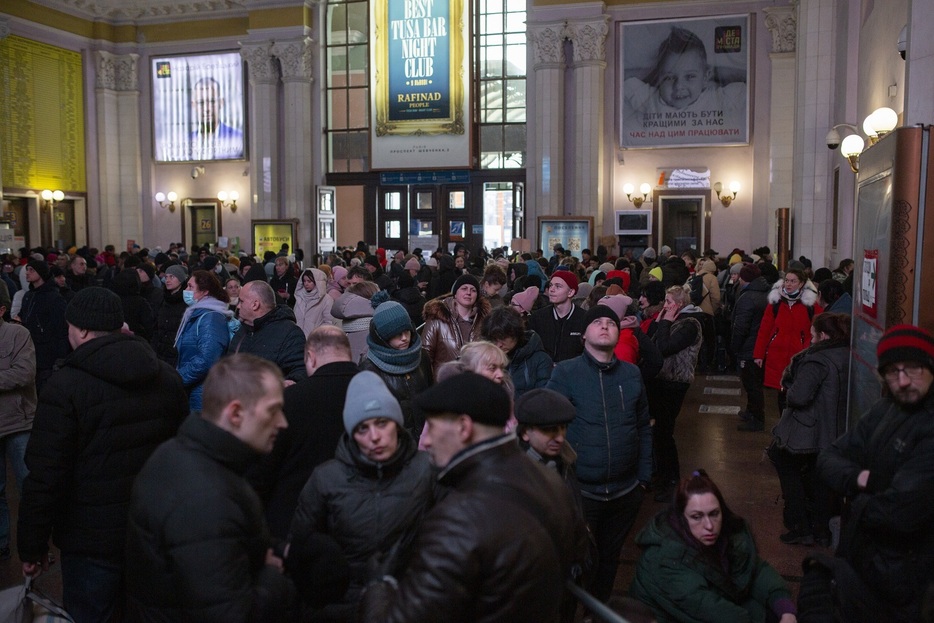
top-left (270, 256), bottom-right (297, 307)
top-left (753, 268), bottom-right (823, 419)
top-left (768, 312), bottom-right (850, 546)
top-left (631, 470), bottom-right (797, 623)
top-left (480, 306), bottom-right (553, 399)
top-left (175, 270), bottom-right (235, 411)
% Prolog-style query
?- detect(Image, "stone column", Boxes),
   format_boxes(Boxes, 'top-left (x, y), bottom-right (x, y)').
top-left (95, 51), bottom-right (142, 246)
top-left (240, 42), bottom-right (280, 220)
top-left (904, 0), bottom-right (934, 126)
top-left (272, 37), bottom-right (315, 254)
top-left (0, 17), bottom-right (8, 201)
top-left (791, 0), bottom-right (838, 266)
top-left (764, 5), bottom-right (797, 256)
top-left (566, 16), bottom-right (609, 227)
top-left (527, 21), bottom-right (567, 224)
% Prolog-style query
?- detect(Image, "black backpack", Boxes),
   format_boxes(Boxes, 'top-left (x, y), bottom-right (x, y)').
top-left (688, 274), bottom-right (707, 306)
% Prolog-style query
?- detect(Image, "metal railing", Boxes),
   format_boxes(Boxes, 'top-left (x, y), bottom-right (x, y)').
top-left (566, 581), bottom-right (634, 623)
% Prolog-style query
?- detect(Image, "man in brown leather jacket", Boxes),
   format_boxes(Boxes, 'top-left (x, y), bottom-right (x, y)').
top-left (359, 372), bottom-right (588, 623)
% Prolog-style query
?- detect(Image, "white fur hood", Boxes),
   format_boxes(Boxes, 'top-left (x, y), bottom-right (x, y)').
top-left (767, 278), bottom-right (819, 306)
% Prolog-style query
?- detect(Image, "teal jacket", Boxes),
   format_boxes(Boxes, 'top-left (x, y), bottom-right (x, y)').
top-left (630, 512), bottom-right (793, 623)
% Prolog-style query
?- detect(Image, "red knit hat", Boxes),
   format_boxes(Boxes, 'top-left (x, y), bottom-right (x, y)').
top-left (876, 324), bottom-right (934, 372)
top-left (550, 270), bottom-right (579, 293)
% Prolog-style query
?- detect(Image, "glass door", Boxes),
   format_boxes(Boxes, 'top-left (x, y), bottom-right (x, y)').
top-left (377, 187), bottom-right (406, 250)
top-left (482, 182), bottom-right (514, 252)
top-left (655, 190), bottom-right (711, 256)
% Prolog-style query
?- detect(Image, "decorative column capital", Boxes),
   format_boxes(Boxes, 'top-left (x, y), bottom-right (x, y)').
top-left (764, 5), bottom-right (797, 54)
top-left (240, 42), bottom-right (279, 85)
top-left (528, 22), bottom-right (568, 68)
top-left (95, 51), bottom-right (138, 91)
top-left (566, 16), bottom-right (609, 65)
top-left (272, 37), bottom-right (314, 83)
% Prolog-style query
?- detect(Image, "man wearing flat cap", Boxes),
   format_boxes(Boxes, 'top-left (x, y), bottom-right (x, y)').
top-left (799, 324), bottom-right (934, 622)
top-left (18, 287), bottom-right (188, 622)
top-left (360, 372), bottom-right (588, 623)
top-left (547, 303), bottom-right (652, 604)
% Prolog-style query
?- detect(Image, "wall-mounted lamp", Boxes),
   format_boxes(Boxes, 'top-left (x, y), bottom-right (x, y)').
top-left (217, 190), bottom-right (239, 212)
top-left (623, 182), bottom-right (651, 208)
top-left (840, 134), bottom-right (865, 173)
top-left (40, 189), bottom-right (65, 210)
top-left (713, 181), bottom-right (740, 207)
top-left (154, 191), bottom-right (178, 212)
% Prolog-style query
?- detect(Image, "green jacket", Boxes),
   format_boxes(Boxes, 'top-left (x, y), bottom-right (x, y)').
top-left (630, 512), bottom-right (792, 623)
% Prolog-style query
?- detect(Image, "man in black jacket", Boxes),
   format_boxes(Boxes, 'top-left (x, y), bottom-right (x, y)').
top-left (360, 372), bottom-right (588, 623)
top-left (231, 280), bottom-right (307, 383)
top-left (529, 270), bottom-right (587, 362)
top-left (15, 260), bottom-right (69, 391)
top-left (126, 354), bottom-right (295, 622)
top-left (730, 264), bottom-right (771, 431)
top-left (18, 287), bottom-right (188, 623)
top-left (800, 325), bottom-right (934, 623)
top-left (248, 325), bottom-right (359, 539)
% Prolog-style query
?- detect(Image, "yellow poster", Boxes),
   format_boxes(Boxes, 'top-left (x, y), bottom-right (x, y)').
top-left (253, 222), bottom-right (295, 258)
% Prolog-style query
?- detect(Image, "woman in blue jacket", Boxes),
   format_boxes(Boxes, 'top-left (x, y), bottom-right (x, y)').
top-left (175, 270), bottom-right (235, 411)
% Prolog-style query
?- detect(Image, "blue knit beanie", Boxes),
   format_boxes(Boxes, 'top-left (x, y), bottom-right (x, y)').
top-left (371, 301), bottom-right (413, 341)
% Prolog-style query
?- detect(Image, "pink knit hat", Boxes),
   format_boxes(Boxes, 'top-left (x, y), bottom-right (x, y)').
top-left (404, 258), bottom-right (421, 272)
top-left (598, 294), bottom-right (633, 322)
top-left (332, 266), bottom-right (348, 282)
top-left (510, 286), bottom-right (539, 314)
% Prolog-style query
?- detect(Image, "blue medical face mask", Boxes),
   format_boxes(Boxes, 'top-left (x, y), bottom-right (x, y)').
top-left (160, 276), bottom-right (167, 285)
top-left (183, 290), bottom-right (195, 306)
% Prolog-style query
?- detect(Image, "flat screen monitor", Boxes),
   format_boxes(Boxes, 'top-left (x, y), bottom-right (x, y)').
top-left (152, 51), bottom-right (246, 162)
top-left (614, 209), bottom-right (652, 235)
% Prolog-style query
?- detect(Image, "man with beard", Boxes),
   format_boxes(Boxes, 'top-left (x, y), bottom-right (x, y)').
top-left (799, 325), bottom-right (934, 623)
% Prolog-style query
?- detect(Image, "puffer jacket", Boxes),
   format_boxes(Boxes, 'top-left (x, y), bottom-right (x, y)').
top-left (771, 340), bottom-right (849, 453)
top-left (392, 285), bottom-right (426, 327)
top-left (125, 414), bottom-right (295, 622)
top-left (651, 306), bottom-right (704, 384)
top-left (631, 512), bottom-right (793, 623)
top-left (292, 268), bottom-right (336, 338)
top-left (753, 280), bottom-right (823, 389)
top-left (694, 258), bottom-right (722, 316)
top-left (290, 430), bottom-right (435, 614)
top-left (331, 292), bottom-right (376, 365)
top-left (151, 287), bottom-right (187, 367)
top-left (0, 319), bottom-right (37, 437)
top-left (18, 280), bottom-right (69, 375)
top-left (546, 351), bottom-right (653, 499)
top-left (17, 333), bottom-right (188, 564)
top-left (508, 330), bottom-right (554, 399)
top-left (359, 435), bottom-right (589, 623)
top-left (359, 353), bottom-right (433, 440)
top-left (229, 305), bottom-right (307, 383)
top-left (421, 294), bottom-right (491, 376)
top-left (660, 257), bottom-right (689, 288)
top-left (176, 301), bottom-right (232, 411)
top-left (730, 277), bottom-right (771, 360)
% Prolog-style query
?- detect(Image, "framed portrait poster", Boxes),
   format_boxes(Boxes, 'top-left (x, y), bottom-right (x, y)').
top-left (537, 216), bottom-right (593, 260)
top-left (152, 51), bottom-right (246, 162)
top-left (618, 15), bottom-right (750, 149)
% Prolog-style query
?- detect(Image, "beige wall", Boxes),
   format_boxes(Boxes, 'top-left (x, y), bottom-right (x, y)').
top-left (336, 185), bottom-right (365, 248)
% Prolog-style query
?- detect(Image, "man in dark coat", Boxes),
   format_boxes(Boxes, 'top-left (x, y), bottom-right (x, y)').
top-left (248, 325), bottom-right (359, 539)
top-left (730, 264), bottom-right (771, 429)
top-left (800, 325), bottom-right (934, 623)
top-left (125, 354), bottom-right (295, 621)
top-left (659, 254), bottom-right (690, 288)
top-left (360, 373), bottom-right (588, 623)
top-left (230, 280), bottom-right (307, 383)
top-left (529, 270), bottom-right (588, 362)
top-left (18, 287), bottom-right (188, 622)
top-left (16, 260), bottom-right (69, 391)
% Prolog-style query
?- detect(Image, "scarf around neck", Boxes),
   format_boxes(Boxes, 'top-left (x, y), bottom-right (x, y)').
top-left (365, 332), bottom-right (423, 374)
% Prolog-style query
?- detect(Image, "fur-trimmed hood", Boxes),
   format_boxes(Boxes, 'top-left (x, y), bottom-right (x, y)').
top-left (767, 278), bottom-right (819, 307)
top-left (422, 293), bottom-right (492, 323)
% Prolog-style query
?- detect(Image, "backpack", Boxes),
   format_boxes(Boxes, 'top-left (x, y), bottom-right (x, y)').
top-left (195, 311), bottom-right (241, 342)
top-left (688, 274), bottom-right (707, 306)
top-left (771, 301), bottom-right (815, 322)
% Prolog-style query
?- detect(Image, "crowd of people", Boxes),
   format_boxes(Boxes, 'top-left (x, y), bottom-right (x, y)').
top-left (0, 239), bottom-right (930, 623)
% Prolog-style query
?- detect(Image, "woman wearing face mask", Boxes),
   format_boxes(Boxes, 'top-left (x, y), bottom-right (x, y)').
top-left (293, 268), bottom-right (336, 338)
top-left (151, 264), bottom-right (190, 367)
top-left (360, 301), bottom-right (432, 441)
top-left (631, 470), bottom-right (797, 623)
top-left (174, 270), bottom-right (235, 411)
top-left (224, 277), bottom-right (241, 313)
top-left (753, 268), bottom-right (823, 425)
top-left (289, 372), bottom-right (436, 622)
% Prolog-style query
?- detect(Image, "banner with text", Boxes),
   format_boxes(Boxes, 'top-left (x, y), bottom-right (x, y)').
top-left (253, 221), bottom-right (296, 259)
top-left (370, 0), bottom-right (471, 169)
top-left (618, 14), bottom-right (750, 149)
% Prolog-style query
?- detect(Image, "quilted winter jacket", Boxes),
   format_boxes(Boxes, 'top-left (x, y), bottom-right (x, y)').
top-left (771, 341), bottom-right (849, 454)
top-left (176, 305), bottom-right (232, 411)
top-left (546, 351), bottom-right (653, 499)
top-left (730, 277), bottom-right (771, 360)
top-left (631, 512), bottom-right (793, 623)
top-left (752, 280), bottom-right (822, 389)
top-left (17, 333), bottom-right (188, 564)
top-left (508, 330), bottom-right (554, 399)
top-left (651, 308), bottom-right (704, 384)
top-left (331, 292), bottom-right (376, 365)
top-left (421, 294), bottom-right (491, 376)
top-left (229, 305), bottom-right (307, 383)
top-left (151, 287), bottom-right (187, 367)
top-left (125, 414), bottom-right (295, 622)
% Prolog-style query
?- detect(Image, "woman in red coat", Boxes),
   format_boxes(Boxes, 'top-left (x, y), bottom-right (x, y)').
top-left (753, 269), bottom-right (822, 414)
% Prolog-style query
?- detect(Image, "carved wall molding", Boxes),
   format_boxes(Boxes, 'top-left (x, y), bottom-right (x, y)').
top-left (566, 17), bottom-right (609, 64)
top-left (764, 5), bottom-right (797, 54)
top-left (272, 37), bottom-right (314, 83)
top-left (95, 51), bottom-right (139, 91)
top-left (31, 0), bottom-right (249, 23)
top-left (0, 17), bottom-right (11, 41)
top-left (240, 42), bottom-right (279, 85)
top-left (528, 22), bottom-right (568, 68)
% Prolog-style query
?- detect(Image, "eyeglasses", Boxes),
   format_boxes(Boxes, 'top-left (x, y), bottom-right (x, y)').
top-left (882, 364), bottom-right (927, 381)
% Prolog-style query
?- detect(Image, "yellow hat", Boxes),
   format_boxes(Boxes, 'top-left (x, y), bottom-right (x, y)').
top-left (729, 253), bottom-right (742, 266)
top-left (648, 267), bottom-right (664, 281)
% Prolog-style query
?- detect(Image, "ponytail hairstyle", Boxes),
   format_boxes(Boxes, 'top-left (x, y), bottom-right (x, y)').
top-left (812, 311), bottom-right (851, 344)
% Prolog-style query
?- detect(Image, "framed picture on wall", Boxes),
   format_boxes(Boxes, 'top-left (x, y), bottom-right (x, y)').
top-left (618, 14), bottom-right (750, 149)
top-left (537, 216), bottom-right (593, 259)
